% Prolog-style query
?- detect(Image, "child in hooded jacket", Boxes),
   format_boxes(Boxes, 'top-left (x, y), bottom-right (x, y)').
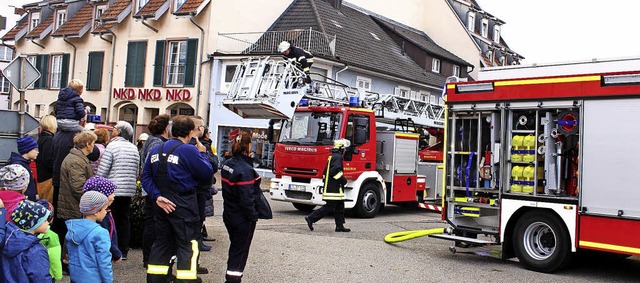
top-left (0, 199), bottom-right (53, 282)
top-left (0, 164), bottom-right (30, 220)
top-left (55, 79), bottom-right (87, 132)
top-left (82, 176), bottom-right (122, 261)
top-left (65, 191), bottom-right (113, 282)
top-left (36, 199), bottom-right (63, 281)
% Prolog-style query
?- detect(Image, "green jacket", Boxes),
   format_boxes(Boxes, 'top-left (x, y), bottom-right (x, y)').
top-left (38, 228), bottom-right (63, 280)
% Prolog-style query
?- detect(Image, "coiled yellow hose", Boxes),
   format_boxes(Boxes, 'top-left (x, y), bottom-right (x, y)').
top-left (384, 228), bottom-right (445, 243)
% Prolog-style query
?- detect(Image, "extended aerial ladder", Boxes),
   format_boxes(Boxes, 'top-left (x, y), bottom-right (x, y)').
top-left (222, 56), bottom-right (446, 128)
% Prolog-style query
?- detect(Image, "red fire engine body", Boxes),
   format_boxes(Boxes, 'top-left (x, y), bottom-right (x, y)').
top-left (430, 58), bottom-right (640, 272)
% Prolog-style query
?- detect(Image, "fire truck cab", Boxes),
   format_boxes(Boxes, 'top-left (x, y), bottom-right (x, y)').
top-left (430, 58), bottom-right (640, 272)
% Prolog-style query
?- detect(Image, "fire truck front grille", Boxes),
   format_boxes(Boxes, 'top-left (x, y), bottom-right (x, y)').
top-left (285, 190), bottom-right (313, 200)
top-left (284, 167), bottom-right (317, 177)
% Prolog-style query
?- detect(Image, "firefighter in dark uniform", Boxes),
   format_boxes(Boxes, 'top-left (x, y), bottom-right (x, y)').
top-left (141, 115), bottom-right (213, 283)
top-left (278, 40), bottom-right (314, 83)
top-left (305, 139), bottom-right (351, 232)
top-left (220, 130), bottom-right (263, 283)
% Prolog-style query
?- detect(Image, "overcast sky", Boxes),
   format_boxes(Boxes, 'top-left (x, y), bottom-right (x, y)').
top-left (4, 0), bottom-right (639, 65)
top-left (478, 0), bottom-right (640, 64)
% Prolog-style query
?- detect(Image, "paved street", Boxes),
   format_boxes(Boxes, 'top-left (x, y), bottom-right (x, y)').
top-left (57, 192), bottom-right (640, 283)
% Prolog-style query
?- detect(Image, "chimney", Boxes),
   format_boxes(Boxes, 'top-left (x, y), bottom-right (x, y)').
top-left (327, 0), bottom-right (342, 10)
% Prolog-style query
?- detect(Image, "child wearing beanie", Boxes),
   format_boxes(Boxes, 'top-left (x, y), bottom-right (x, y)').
top-left (0, 164), bottom-right (30, 221)
top-left (65, 191), bottom-right (113, 283)
top-left (7, 135), bottom-right (39, 201)
top-left (83, 176), bottom-right (122, 262)
top-left (36, 199), bottom-right (63, 281)
top-left (0, 199), bottom-right (53, 282)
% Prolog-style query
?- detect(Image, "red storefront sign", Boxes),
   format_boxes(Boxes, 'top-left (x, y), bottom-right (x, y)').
top-left (112, 88), bottom-right (192, 102)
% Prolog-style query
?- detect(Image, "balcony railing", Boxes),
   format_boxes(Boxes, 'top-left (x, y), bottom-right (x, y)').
top-left (217, 29), bottom-right (336, 57)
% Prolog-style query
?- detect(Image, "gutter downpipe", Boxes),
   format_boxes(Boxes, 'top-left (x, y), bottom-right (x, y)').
top-left (98, 21), bottom-right (116, 124)
top-left (30, 39), bottom-right (45, 49)
top-left (189, 14), bottom-right (204, 116)
top-left (141, 17), bottom-right (159, 33)
top-left (63, 37), bottom-right (77, 79)
top-left (335, 64), bottom-right (348, 82)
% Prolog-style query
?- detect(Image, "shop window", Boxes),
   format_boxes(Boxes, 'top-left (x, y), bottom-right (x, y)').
top-left (153, 39), bottom-right (197, 87)
top-left (125, 41), bottom-right (147, 87)
top-left (87, 52), bottom-right (104, 91)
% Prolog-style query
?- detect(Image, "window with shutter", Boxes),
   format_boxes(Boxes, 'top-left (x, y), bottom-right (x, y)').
top-left (166, 40), bottom-right (187, 86)
top-left (50, 55), bottom-right (63, 89)
top-left (184, 38), bottom-right (198, 87)
top-left (35, 54), bottom-right (49, 89)
top-left (125, 41), bottom-right (147, 87)
top-left (86, 52), bottom-right (104, 91)
top-left (153, 40), bottom-right (166, 86)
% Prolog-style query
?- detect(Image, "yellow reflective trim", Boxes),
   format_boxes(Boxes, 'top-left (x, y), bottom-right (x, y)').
top-left (396, 133), bottom-right (419, 139)
top-left (176, 270), bottom-right (198, 280)
top-left (579, 240), bottom-right (640, 254)
top-left (323, 156), bottom-right (332, 194)
top-left (147, 264), bottom-right (170, 275)
top-left (333, 171), bottom-right (343, 179)
top-left (190, 239), bottom-right (199, 275)
top-left (350, 108), bottom-right (374, 113)
top-left (298, 56), bottom-right (306, 60)
top-left (447, 84), bottom-right (456, 89)
top-left (494, 75), bottom-right (601, 87)
top-left (307, 58), bottom-right (314, 62)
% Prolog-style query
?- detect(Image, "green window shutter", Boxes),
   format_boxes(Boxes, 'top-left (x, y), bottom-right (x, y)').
top-left (184, 38), bottom-right (198, 87)
top-left (135, 42), bottom-right (147, 87)
top-left (86, 52), bottom-right (104, 91)
top-left (153, 40), bottom-right (166, 87)
top-left (60, 53), bottom-right (70, 88)
top-left (35, 54), bottom-right (49, 89)
top-left (125, 42), bottom-right (136, 87)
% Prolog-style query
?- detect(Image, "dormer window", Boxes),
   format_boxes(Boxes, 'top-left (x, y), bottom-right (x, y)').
top-left (452, 65), bottom-right (460, 77)
top-left (30, 12), bottom-right (40, 31)
top-left (55, 10), bottom-right (67, 30)
top-left (432, 58), bottom-right (441, 73)
top-left (467, 12), bottom-right (475, 31)
top-left (96, 5), bottom-right (107, 19)
top-left (481, 18), bottom-right (489, 37)
top-left (174, 0), bottom-right (186, 12)
top-left (137, 0), bottom-right (149, 12)
top-left (499, 56), bottom-right (506, 66)
top-left (487, 50), bottom-right (494, 62)
top-left (493, 25), bottom-right (501, 42)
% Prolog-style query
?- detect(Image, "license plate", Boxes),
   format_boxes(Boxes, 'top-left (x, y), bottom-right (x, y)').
top-left (288, 184), bottom-right (306, 191)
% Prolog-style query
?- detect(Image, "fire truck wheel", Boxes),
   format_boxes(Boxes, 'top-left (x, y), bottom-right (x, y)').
top-left (354, 183), bottom-right (381, 218)
top-left (513, 211), bottom-right (572, 273)
top-left (292, 203), bottom-right (316, 212)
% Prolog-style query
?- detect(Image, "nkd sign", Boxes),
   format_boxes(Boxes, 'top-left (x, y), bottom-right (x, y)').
top-left (113, 88), bottom-right (192, 102)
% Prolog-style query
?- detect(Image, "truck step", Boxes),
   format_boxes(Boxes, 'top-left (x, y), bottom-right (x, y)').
top-left (428, 233), bottom-right (499, 245)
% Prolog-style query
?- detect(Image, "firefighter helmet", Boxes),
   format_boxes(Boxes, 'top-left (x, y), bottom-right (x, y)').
top-left (334, 139), bottom-right (351, 149)
top-left (277, 41), bottom-right (291, 53)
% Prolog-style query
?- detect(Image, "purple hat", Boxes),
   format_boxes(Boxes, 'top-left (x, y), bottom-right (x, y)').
top-left (0, 164), bottom-right (30, 191)
top-left (17, 135), bottom-right (38, 155)
top-left (82, 176), bottom-right (117, 196)
top-left (11, 200), bottom-right (50, 233)
top-left (79, 191), bottom-right (108, 216)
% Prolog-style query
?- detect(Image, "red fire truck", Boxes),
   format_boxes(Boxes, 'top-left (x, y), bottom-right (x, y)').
top-left (430, 57), bottom-right (640, 272)
top-left (223, 57), bottom-right (446, 217)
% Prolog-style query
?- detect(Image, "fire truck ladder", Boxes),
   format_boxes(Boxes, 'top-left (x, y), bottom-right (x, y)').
top-left (223, 56), bottom-right (446, 130)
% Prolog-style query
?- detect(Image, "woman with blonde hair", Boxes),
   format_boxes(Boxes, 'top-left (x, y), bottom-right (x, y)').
top-left (36, 115), bottom-right (58, 203)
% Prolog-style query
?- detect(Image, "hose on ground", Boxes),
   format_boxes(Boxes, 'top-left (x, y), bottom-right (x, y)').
top-left (384, 228), bottom-right (445, 243)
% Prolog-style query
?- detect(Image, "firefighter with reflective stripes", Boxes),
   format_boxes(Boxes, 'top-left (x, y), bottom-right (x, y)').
top-left (140, 116), bottom-right (213, 283)
top-left (220, 131), bottom-right (263, 283)
top-left (305, 139), bottom-right (351, 232)
top-left (278, 41), bottom-right (314, 83)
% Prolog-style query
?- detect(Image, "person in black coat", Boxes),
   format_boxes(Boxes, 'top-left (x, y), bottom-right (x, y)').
top-left (221, 131), bottom-right (263, 283)
top-left (278, 41), bottom-right (314, 83)
top-left (305, 139), bottom-right (351, 232)
top-left (36, 115), bottom-right (57, 204)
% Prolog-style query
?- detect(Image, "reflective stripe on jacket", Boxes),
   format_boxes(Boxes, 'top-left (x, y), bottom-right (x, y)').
top-left (322, 150), bottom-right (347, 200)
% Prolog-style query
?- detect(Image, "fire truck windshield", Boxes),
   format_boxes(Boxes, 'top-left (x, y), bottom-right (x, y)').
top-left (279, 112), bottom-right (343, 145)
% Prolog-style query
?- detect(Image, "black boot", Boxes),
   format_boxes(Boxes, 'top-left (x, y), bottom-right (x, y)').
top-left (304, 216), bottom-right (314, 231)
top-left (335, 226), bottom-right (351, 232)
top-left (202, 225), bottom-right (215, 241)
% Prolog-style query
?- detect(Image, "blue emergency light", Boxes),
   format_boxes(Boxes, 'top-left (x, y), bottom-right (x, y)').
top-left (299, 99), bottom-right (309, 106)
top-left (349, 96), bottom-right (359, 107)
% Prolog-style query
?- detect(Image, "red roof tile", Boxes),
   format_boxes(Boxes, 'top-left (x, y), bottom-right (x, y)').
top-left (52, 4), bottom-right (93, 37)
top-left (25, 13), bottom-right (53, 39)
top-left (174, 0), bottom-right (209, 15)
top-left (100, 0), bottom-right (131, 21)
top-left (135, 0), bottom-right (168, 18)
top-left (1, 17), bottom-right (28, 41)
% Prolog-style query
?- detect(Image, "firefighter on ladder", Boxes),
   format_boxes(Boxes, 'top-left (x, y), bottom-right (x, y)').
top-left (141, 115), bottom-right (213, 283)
top-left (305, 139), bottom-right (351, 232)
top-left (278, 41), bottom-right (314, 83)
